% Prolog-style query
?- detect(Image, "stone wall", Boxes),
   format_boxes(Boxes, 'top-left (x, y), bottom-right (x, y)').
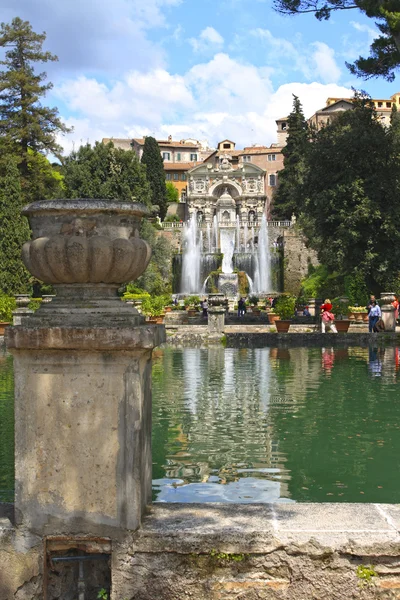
top-left (282, 228), bottom-right (319, 295)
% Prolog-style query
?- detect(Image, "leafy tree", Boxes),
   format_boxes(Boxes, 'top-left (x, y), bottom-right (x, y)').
top-left (0, 159), bottom-right (31, 295)
top-left (63, 141), bottom-right (151, 206)
top-left (272, 95), bottom-right (309, 219)
top-left (141, 136), bottom-right (168, 220)
top-left (166, 181), bottom-right (179, 203)
top-left (273, 1), bottom-right (400, 80)
top-left (0, 17), bottom-right (70, 176)
top-left (299, 94), bottom-right (400, 292)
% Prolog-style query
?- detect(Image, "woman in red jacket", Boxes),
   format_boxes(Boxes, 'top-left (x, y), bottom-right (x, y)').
top-left (320, 298), bottom-right (338, 334)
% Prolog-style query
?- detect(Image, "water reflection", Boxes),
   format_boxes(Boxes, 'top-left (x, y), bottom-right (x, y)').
top-left (152, 346), bottom-right (400, 503)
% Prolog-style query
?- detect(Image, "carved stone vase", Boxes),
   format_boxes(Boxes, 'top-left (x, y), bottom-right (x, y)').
top-left (20, 198), bottom-right (151, 326)
top-left (380, 292), bottom-right (396, 332)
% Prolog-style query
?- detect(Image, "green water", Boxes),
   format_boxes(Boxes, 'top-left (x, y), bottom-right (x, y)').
top-left (1, 345), bottom-right (400, 504)
top-left (152, 346), bottom-right (400, 503)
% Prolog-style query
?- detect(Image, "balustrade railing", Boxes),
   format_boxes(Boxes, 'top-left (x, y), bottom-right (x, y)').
top-left (161, 220), bottom-right (292, 229)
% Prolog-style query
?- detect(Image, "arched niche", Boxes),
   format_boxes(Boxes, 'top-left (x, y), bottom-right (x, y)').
top-left (209, 180), bottom-right (242, 198)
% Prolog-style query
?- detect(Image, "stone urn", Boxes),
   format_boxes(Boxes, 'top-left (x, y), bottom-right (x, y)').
top-left (380, 292), bottom-right (396, 331)
top-left (20, 199), bottom-right (152, 327)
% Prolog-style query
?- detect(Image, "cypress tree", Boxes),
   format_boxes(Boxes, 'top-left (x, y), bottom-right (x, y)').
top-left (0, 159), bottom-right (31, 295)
top-left (141, 136), bottom-right (168, 220)
top-left (272, 95), bottom-right (309, 220)
top-left (0, 17), bottom-right (70, 178)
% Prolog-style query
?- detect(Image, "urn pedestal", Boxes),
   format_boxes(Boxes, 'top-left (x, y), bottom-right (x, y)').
top-left (380, 292), bottom-right (396, 332)
top-left (6, 199), bottom-right (165, 537)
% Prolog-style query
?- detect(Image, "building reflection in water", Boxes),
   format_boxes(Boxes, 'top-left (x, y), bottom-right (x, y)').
top-left (152, 346), bottom-right (400, 504)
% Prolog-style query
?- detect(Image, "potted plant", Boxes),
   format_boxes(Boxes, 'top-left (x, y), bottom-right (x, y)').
top-left (331, 298), bottom-right (351, 333)
top-left (349, 306), bottom-right (368, 322)
top-left (274, 294), bottom-right (296, 332)
top-left (185, 295), bottom-right (200, 317)
top-left (142, 296), bottom-right (165, 324)
top-left (0, 295), bottom-right (16, 334)
top-left (249, 295), bottom-right (260, 316)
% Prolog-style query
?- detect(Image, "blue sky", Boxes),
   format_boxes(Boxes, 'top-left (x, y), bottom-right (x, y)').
top-left (3, 0), bottom-right (398, 153)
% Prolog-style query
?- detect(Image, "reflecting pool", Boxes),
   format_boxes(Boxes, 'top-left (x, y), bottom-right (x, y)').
top-left (152, 346), bottom-right (400, 503)
top-left (1, 345), bottom-right (400, 504)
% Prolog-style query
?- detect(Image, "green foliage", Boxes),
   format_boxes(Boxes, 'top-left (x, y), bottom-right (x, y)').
top-left (28, 298), bottom-right (42, 312)
top-left (300, 265), bottom-right (343, 300)
top-left (220, 335), bottom-right (227, 347)
top-left (273, 1), bottom-right (400, 81)
top-left (63, 142), bottom-right (151, 206)
top-left (166, 181), bottom-right (179, 203)
top-left (0, 296), bottom-right (16, 321)
top-left (184, 295), bottom-right (200, 307)
top-left (0, 160), bottom-right (31, 295)
top-left (97, 589), bottom-right (108, 600)
top-left (165, 213), bottom-right (180, 222)
top-left (272, 95), bottom-right (309, 219)
top-left (238, 271), bottom-right (249, 296)
top-left (249, 295), bottom-right (259, 305)
top-left (356, 564), bottom-right (377, 587)
top-left (0, 17), bottom-right (70, 175)
top-left (135, 221), bottom-right (172, 296)
top-left (121, 292), bottom-right (150, 303)
top-left (299, 94), bottom-right (400, 292)
top-left (141, 136), bottom-right (168, 220)
top-left (344, 270), bottom-right (369, 306)
top-left (141, 295), bottom-right (166, 317)
top-left (331, 298), bottom-right (350, 318)
top-left (275, 294), bottom-right (296, 320)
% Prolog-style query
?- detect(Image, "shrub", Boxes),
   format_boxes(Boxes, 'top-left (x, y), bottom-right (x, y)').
top-left (275, 294), bottom-right (296, 320)
top-left (249, 295), bottom-right (259, 306)
top-left (141, 295), bottom-right (165, 317)
top-left (0, 296), bottom-right (16, 322)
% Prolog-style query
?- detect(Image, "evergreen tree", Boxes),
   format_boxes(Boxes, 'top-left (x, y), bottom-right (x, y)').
top-left (166, 181), bottom-right (179, 203)
top-left (273, 1), bottom-right (400, 81)
top-left (272, 95), bottom-right (309, 219)
top-left (141, 136), bottom-right (168, 220)
top-left (299, 94), bottom-right (400, 291)
top-left (0, 159), bottom-right (31, 295)
top-left (63, 141), bottom-right (151, 206)
top-left (0, 17), bottom-right (70, 177)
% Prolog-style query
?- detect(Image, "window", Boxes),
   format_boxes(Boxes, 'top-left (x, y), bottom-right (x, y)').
top-left (242, 155), bottom-right (251, 162)
top-left (281, 122), bottom-right (287, 131)
top-left (223, 143), bottom-right (230, 149)
top-left (176, 152), bottom-right (181, 161)
top-left (268, 154), bottom-right (276, 162)
top-left (378, 102), bottom-right (383, 107)
top-left (166, 173), bottom-right (172, 180)
top-left (269, 174), bottom-right (276, 186)
top-left (190, 153), bottom-right (198, 161)
top-left (162, 152), bottom-right (170, 161)
top-left (173, 173), bottom-right (179, 181)
top-left (387, 102), bottom-right (392, 108)
top-left (181, 173), bottom-right (187, 181)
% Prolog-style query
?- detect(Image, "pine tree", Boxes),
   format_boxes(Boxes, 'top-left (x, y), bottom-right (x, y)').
top-left (272, 95), bottom-right (309, 219)
top-left (0, 17), bottom-right (70, 177)
top-left (141, 136), bottom-right (168, 220)
top-left (0, 159), bottom-right (31, 295)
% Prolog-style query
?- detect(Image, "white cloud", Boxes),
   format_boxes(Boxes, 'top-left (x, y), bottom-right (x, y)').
top-left (55, 53), bottom-right (351, 153)
top-left (311, 42), bottom-right (341, 84)
top-left (350, 21), bottom-right (377, 44)
top-left (189, 27), bottom-right (224, 54)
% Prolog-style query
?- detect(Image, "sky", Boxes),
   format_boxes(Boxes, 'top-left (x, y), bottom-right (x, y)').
top-left (3, 0), bottom-right (399, 153)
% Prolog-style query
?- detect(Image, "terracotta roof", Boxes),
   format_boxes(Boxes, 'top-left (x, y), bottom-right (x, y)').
top-left (214, 150), bottom-right (242, 157)
top-left (241, 147), bottom-right (281, 155)
top-left (164, 162), bottom-right (198, 171)
top-left (133, 138), bottom-right (200, 149)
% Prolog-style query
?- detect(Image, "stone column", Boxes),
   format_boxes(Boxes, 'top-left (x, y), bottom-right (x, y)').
top-left (6, 199), bottom-right (165, 537)
top-left (208, 294), bottom-right (226, 338)
top-left (307, 298), bottom-right (316, 317)
top-left (380, 292), bottom-right (396, 331)
top-left (12, 294), bottom-right (33, 326)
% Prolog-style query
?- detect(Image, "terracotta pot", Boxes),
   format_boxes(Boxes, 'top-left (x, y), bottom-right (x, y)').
top-left (355, 312), bottom-right (364, 322)
top-left (251, 309), bottom-right (261, 317)
top-left (348, 312), bottom-right (356, 321)
top-left (275, 320), bottom-right (291, 333)
top-left (0, 322), bottom-right (10, 335)
top-left (335, 320), bottom-right (351, 333)
top-left (268, 313), bottom-right (279, 324)
top-left (187, 309), bottom-right (197, 317)
top-left (362, 312), bottom-right (369, 323)
top-left (164, 306), bottom-right (172, 313)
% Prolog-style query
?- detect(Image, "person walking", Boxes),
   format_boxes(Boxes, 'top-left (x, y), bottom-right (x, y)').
top-left (368, 300), bottom-right (382, 332)
top-left (320, 298), bottom-right (338, 334)
top-left (238, 297), bottom-right (246, 317)
top-left (202, 298), bottom-right (208, 318)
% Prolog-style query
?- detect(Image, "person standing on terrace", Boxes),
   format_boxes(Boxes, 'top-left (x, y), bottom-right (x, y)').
top-left (368, 300), bottom-right (382, 332)
top-left (320, 299), bottom-right (337, 334)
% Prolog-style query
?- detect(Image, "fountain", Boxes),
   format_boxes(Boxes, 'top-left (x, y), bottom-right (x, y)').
top-left (181, 215), bottom-right (201, 294)
top-left (253, 214), bottom-right (271, 294)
